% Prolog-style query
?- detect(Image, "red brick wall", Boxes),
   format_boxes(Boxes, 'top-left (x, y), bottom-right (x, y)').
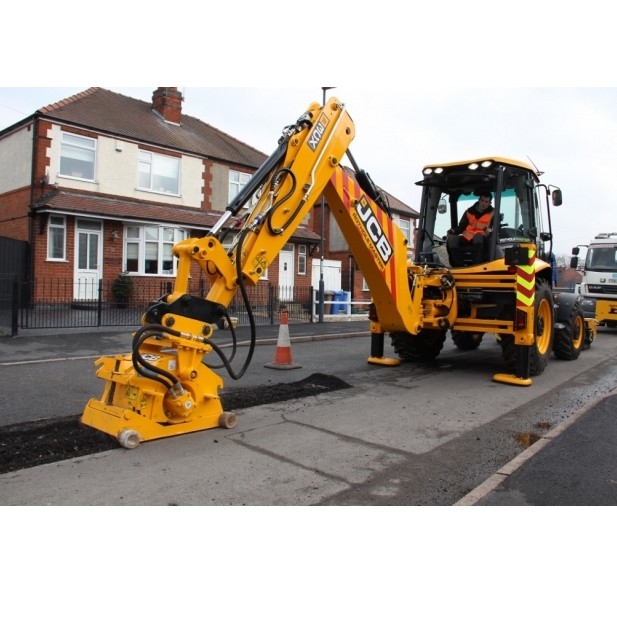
top-left (35, 120), bottom-right (52, 186)
top-left (152, 87), bottom-right (183, 124)
top-left (202, 159), bottom-right (212, 209)
top-left (0, 187), bottom-right (31, 240)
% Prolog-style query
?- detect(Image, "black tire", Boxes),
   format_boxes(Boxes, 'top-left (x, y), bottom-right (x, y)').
top-left (390, 330), bottom-right (446, 361)
top-left (498, 281), bottom-right (554, 376)
top-left (553, 303), bottom-right (585, 360)
top-left (451, 331), bottom-right (484, 350)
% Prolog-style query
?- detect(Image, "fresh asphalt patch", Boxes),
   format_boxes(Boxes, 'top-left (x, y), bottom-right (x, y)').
top-left (0, 373), bottom-right (352, 473)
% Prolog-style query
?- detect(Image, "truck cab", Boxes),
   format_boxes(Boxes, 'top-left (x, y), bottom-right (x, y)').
top-left (571, 232), bottom-right (617, 327)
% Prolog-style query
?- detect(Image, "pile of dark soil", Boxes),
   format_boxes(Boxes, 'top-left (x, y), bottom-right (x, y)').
top-left (0, 373), bottom-right (351, 474)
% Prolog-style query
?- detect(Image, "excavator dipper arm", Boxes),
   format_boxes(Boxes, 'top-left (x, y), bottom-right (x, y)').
top-left (81, 98), bottom-right (369, 446)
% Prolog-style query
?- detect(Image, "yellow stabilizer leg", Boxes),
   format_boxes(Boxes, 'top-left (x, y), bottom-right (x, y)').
top-left (367, 356), bottom-right (401, 366)
top-left (492, 373), bottom-right (533, 387)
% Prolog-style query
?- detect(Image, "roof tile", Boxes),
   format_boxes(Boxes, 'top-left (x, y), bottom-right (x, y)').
top-left (39, 87), bottom-right (268, 168)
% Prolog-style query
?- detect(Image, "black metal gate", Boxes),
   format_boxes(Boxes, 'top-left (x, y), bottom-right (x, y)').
top-left (0, 237), bottom-right (28, 336)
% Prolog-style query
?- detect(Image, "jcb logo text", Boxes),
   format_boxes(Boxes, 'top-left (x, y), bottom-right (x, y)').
top-left (356, 200), bottom-right (392, 263)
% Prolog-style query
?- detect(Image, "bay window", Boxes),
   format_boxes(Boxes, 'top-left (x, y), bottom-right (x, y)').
top-left (124, 225), bottom-right (187, 275)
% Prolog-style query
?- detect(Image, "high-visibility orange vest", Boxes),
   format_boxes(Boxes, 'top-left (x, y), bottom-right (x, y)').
top-left (461, 210), bottom-right (493, 241)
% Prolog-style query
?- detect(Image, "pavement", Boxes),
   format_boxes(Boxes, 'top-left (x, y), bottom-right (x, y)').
top-left (1, 316), bottom-right (616, 506)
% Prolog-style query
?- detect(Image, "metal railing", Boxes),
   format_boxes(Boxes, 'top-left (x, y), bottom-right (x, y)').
top-left (0, 276), bottom-right (316, 336)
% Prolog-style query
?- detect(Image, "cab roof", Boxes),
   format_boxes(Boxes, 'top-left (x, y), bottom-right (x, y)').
top-left (421, 156), bottom-right (539, 180)
top-left (416, 156), bottom-right (541, 192)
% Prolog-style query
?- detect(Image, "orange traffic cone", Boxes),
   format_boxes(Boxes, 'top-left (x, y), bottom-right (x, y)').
top-left (265, 309), bottom-right (302, 370)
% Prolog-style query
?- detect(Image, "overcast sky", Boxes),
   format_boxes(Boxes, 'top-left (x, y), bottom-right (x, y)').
top-left (1, 85), bottom-right (615, 258)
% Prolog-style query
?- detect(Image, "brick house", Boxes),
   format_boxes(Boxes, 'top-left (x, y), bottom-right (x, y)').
top-left (0, 87), bottom-right (417, 311)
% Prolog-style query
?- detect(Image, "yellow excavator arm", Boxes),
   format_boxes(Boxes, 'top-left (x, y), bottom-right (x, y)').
top-left (169, 98), bottom-right (354, 307)
top-left (81, 97), bottom-right (430, 447)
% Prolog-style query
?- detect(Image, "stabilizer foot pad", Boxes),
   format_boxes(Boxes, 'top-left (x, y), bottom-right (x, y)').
top-left (367, 356), bottom-right (401, 367)
top-left (492, 373), bottom-right (533, 387)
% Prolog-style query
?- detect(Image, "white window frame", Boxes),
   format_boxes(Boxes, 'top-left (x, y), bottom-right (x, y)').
top-left (138, 150), bottom-right (180, 195)
top-left (47, 214), bottom-right (67, 261)
top-left (59, 132), bottom-right (96, 181)
top-left (229, 170), bottom-right (252, 202)
top-left (298, 244), bottom-right (307, 275)
top-left (124, 225), bottom-right (188, 276)
top-left (397, 216), bottom-right (411, 244)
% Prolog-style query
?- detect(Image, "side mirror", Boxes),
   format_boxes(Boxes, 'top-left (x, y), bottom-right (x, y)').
top-left (572, 247), bottom-right (580, 256)
top-left (551, 189), bottom-right (563, 206)
top-left (570, 256), bottom-right (579, 269)
top-left (437, 198), bottom-right (447, 214)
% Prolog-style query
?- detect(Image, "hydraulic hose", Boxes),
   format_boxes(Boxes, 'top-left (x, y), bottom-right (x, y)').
top-left (203, 225), bottom-right (257, 380)
top-left (265, 168), bottom-right (298, 235)
top-left (131, 324), bottom-right (182, 390)
top-left (206, 312), bottom-right (238, 369)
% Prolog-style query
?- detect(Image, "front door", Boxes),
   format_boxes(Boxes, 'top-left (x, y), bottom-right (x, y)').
top-left (74, 219), bottom-right (103, 300)
top-left (279, 244), bottom-right (294, 301)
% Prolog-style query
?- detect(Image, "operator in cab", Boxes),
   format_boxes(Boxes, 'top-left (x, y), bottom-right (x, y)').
top-left (446, 191), bottom-right (494, 267)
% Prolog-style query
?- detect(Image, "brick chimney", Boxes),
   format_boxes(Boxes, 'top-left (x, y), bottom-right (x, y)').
top-left (152, 87), bottom-right (183, 124)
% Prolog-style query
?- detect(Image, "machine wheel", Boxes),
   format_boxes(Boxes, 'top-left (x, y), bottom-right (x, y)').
top-left (219, 412), bottom-right (237, 429)
top-left (118, 429), bottom-right (141, 449)
top-left (553, 303), bottom-right (585, 360)
top-left (451, 331), bottom-right (484, 350)
top-left (390, 330), bottom-right (446, 361)
top-left (498, 281), bottom-right (554, 376)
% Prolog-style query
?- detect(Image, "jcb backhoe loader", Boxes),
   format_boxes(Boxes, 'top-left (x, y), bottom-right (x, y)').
top-left (81, 97), bottom-right (593, 448)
